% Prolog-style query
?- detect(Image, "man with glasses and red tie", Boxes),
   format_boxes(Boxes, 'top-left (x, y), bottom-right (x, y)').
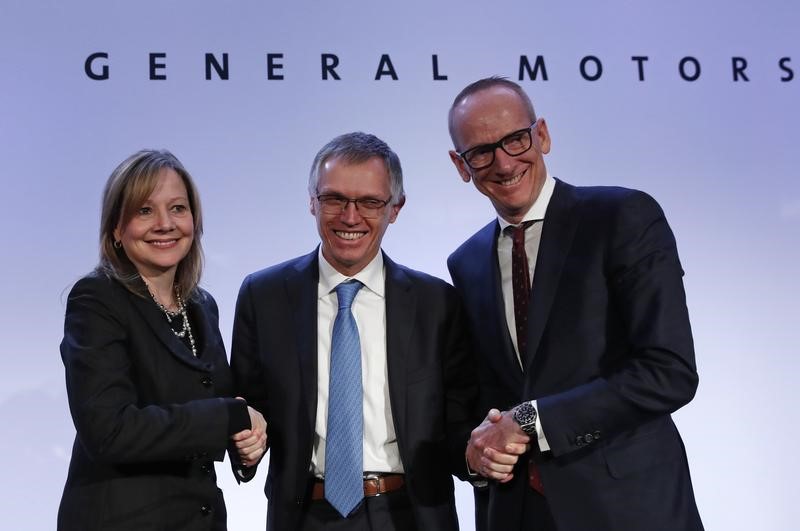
top-left (230, 131), bottom-right (479, 530)
top-left (446, 77), bottom-right (704, 531)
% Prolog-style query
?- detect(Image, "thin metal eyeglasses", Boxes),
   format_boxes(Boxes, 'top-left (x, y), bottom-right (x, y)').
top-left (316, 194), bottom-right (392, 219)
top-left (458, 122), bottom-right (538, 170)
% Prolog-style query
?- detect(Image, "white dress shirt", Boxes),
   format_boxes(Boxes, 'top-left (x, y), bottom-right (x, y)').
top-left (496, 173), bottom-right (556, 452)
top-left (311, 249), bottom-right (403, 477)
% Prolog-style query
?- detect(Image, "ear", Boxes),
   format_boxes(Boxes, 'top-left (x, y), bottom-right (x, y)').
top-left (449, 150), bottom-right (473, 183)
top-left (535, 118), bottom-right (552, 155)
top-left (387, 195), bottom-right (405, 224)
top-left (309, 196), bottom-right (317, 216)
top-left (113, 225), bottom-right (122, 243)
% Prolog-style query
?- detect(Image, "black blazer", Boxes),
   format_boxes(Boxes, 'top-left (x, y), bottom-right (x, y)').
top-left (231, 250), bottom-right (479, 531)
top-left (448, 180), bottom-right (704, 531)
top-left (58, 272), bottom-right (245, 531)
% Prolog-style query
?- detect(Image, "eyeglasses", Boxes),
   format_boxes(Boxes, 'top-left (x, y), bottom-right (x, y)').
top-left (316, 194), bottom-right (392, 219)
top-left (458, 122), bottom-right (538, 170)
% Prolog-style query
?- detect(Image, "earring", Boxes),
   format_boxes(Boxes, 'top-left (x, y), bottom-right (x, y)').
top-left (113, 240), bottom-right (122, 249)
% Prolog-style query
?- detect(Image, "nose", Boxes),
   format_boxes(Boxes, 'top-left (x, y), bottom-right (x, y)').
top-left (340, 200), bottom-right (363, 225)
top-left (492, 146), bottom-right (515, 174)
top-left (154, 207), bottom-right (176, 231)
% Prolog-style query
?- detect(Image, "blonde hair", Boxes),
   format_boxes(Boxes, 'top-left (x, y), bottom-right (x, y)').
top-left (98, 149), bottom-right (204, 301)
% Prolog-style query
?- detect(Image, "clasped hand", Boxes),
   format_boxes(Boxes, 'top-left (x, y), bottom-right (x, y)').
top-left (466, 408), bottom-right (529, 483)
top-left (231, 404), bottom-right (268, 468)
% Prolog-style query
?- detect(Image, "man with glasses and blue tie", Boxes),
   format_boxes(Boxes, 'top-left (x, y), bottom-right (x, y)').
top-left (231, 131), bottom-right (478, 530)
top-left (446, 77), bottom-right (704, 531)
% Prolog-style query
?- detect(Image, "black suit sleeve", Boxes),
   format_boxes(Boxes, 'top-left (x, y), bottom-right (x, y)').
top-left (440, 287), bottom-right (482, 480)
top-left (61, 276), bottom-right (237, 464)
top-left (229, 274), bottom-right (270, 482)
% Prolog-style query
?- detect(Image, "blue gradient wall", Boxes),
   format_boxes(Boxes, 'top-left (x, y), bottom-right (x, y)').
top-left (2, 1), bottom-right (797, 529)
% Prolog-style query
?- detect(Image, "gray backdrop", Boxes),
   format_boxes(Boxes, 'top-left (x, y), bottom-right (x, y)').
top-left (2, 1), bottom-right (798, 529)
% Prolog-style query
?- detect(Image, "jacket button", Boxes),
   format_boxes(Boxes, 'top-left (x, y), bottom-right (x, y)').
top-left (295, 497), bottom-right (304, 505)
top-left (200, 463), bottom-right (211, 475)
top-left (200, 505), bottom-right (211, 516)
top-left (593, 430), bottom-right (601, 440)
top-left (584, 433), bottom-right (594, 444)
top-left (575, 435), bottom-right (585, 447)
top-left (200, 376), bottom-right (213, 387)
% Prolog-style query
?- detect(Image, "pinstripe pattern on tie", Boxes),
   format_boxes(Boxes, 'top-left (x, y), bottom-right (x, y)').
top-left (324, 280), bottom-right (364, 517)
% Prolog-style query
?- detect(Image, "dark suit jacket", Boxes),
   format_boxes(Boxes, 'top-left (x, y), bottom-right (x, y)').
top-left (58, 272), bottom-right (246, 531)
top-left (448, 179), bottom-right (704, 531)
top-left (230, 250), bottom-right (478, 530)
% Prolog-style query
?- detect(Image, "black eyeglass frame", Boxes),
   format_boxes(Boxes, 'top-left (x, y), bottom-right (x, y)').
top-left (315, 194), bottom-right (392, 218)
top-left (458, 121), bottom-right (539, 170)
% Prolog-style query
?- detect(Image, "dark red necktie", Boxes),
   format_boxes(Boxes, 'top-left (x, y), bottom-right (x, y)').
top-left (507, 221), bottom-right (545, 495)
top-left (508, 221), bottom-right (535, 357)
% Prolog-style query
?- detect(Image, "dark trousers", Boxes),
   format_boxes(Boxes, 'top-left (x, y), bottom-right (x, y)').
top-left (479, 483), bottom-right (557, 531)
top-left (520, 488), bottom-right (557, 531)
top-left (299, 489), bottom-right (418, 531)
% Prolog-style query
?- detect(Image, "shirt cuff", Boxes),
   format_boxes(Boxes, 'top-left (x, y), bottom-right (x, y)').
top-left (531, 400), bottom-right (551, 452)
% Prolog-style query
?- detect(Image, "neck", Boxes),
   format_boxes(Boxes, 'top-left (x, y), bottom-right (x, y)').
top-left (140, 272), bottom-right (178, 309)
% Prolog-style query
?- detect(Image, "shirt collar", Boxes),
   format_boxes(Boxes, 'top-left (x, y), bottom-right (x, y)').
top-left (317, 248), bottom-right (385, 299)
top-left (497, 173), bottom-right (556, 232)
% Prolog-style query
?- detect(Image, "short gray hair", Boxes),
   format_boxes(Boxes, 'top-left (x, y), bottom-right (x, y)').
top-left (308, 132), bottom-right (404, 204)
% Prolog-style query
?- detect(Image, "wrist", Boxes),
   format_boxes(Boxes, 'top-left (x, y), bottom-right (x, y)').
top-left (511, 400), bottom-right (538, 437)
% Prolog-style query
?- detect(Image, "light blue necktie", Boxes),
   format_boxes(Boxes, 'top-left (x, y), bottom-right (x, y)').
top-left (325, 280), bottom-right (364, 517)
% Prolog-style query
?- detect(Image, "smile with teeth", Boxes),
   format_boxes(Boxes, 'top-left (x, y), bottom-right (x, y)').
top-left (148, 239), bottom-right (179, 247)
top-left (497, 171), bottom-right (525, 187)
top-left (334, 230), bottom-right (366, 240)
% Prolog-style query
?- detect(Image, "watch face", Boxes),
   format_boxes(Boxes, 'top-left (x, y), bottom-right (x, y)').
top-left (514, 402), bottom-right (536, 426)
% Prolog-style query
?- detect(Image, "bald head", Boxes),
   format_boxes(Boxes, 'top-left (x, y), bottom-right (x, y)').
top-left (448, 77), bottom-right (537, 150)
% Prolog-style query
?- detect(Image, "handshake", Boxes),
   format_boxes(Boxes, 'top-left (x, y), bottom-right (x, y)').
top-left (466, 407), bottom-right (532, 483)
top-left (231, 401), bottom-right (269, 468)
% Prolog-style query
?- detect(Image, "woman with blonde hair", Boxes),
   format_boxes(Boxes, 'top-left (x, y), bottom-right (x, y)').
top-left (58, 149), bottom-right (266, 530)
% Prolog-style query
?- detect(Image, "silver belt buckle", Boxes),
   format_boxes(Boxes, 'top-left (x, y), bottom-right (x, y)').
top-left (363, 472), bottom-right (383, 497)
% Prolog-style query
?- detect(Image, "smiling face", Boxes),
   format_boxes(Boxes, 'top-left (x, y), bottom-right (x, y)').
top-left (449, 85), bottom-right (551, 224)
top-left (113, 168), bottom-right (194, 284)
top-left (310, 156), bottom-right (403, 276)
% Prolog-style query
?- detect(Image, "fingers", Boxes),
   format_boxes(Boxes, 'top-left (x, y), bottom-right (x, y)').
top-left (236, 430), bottom-right (268, 467)
top-left (484, 446), bottom-right (521, 465)
top-left (247, 406), bottom-right (268, 433)
top-left (486, 408), bottom-right (503, 423)
top-left (504, 442), bottom-right (530, 455)
top-left (477, 455), bottom-right (516, 482)
top-left (232, 415), bottom-right (268, 467)
top-left (468, 437), bottom-right (521, 482)
top-left (480, 447), bottom-right (519, 480)
top-left (231, 429), bottom-right (252, 442)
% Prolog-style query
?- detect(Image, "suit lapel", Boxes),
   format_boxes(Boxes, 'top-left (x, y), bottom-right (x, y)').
top-left (383, 253), bottom-right (413, 440)
top-left (471, 222), bottom-right (525, 389)
top-left (187, 294), bottom-right (216, 362)
top-left (523, 179), bottom-right (581, 371)
top-left (285, 250), bottom-right (320, 430)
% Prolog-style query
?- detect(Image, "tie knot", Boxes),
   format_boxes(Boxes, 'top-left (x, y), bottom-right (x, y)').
top-left (505, 220), bottom-right (536, 240)
top-left (335, 280), bottom-right (363, 309)
top-left (505, 220), bottom-right (536, 234)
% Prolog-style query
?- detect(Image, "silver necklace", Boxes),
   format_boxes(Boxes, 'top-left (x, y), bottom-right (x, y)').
top-left (148, 287), bottom-right (197, 357)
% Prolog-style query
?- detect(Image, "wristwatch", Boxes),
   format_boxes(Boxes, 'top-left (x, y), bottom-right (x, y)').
top-left (512, 400), bottom-right (538, 437)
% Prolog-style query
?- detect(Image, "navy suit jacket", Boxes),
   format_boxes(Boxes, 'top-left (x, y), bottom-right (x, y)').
top-left (448, 179), bottom-right (703, 531)
top-left (231, 250), bottom-right (478, 530)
